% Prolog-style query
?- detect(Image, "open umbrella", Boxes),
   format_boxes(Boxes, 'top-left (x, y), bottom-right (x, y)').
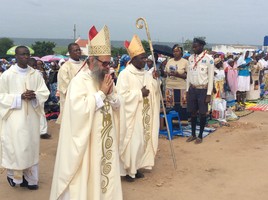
top-left (31, 56), bottom-right (41, 61)
top-left (40, 55), bottom-right (67, 62)
top-left (41, 55), bottom-right (68, 62)
top-left (153, 44), bottom-right (173, 57)
top-left (6, 46), bottom-right (35, 55)
top-left (216, 52), bottom-right (225, 55)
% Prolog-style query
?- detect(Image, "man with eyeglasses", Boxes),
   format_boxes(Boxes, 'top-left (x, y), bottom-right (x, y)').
top-left (50, 26), bottom-right (123, 200)
top-left (0, 46), bottom-right (49, 190)
top-left (56, 43), bottom-right (82, 124)
top-left (116, 35), bottom-right (160, 182)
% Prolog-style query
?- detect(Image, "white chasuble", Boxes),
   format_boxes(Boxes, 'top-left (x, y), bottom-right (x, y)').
top-left (0, 65), bottom-right (49, 169)
top-left (116, 64), bottom-right (160, 178)
top-left (50, 69), bottom-right (122, 200)
top-left (56, 60), bottom-right (82, 124)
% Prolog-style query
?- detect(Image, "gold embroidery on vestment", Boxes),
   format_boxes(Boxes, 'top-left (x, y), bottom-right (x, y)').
top-left (100, 101), bottom-right (113, 193)
top-left (142, 97), bottom-right (151, 149)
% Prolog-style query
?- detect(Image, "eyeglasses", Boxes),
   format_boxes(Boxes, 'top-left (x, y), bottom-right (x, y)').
top-left (95, 57), bottom-right (112, 67)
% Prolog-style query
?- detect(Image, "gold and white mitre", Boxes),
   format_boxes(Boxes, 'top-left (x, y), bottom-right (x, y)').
top-left (88, 25), bottom-right (111, 56)
top-left (124, 34), bottom-right (145, 59)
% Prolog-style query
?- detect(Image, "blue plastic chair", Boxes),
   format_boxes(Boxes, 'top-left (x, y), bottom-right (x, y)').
top-left (159, 110), bottom-right (184, 140)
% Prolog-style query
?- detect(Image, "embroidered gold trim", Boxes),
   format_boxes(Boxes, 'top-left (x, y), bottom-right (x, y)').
top-left (142, 97), bottom-right (151, 149)
top-left (100, 101), bottom-right (113, 193)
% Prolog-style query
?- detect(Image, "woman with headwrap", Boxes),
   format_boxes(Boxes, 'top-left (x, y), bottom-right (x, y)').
top-left (213, 58), bottom-right (225, 99)
top-left (224, 58), bottom-right (238, 106)
top-left (118, 54), bottom-right (130, 74)
top-left (236, 51), bottom-right (252, 107)
top-left (246, 54), bottom-right (261, 100)
top-left (211, 58), bottom-right (227, 120)
top-left (163, 44), bottom-right (188, 120)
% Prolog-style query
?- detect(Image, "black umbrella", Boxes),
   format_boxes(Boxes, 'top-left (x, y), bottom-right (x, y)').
top-left (153, 44), bottom-right (173, 57)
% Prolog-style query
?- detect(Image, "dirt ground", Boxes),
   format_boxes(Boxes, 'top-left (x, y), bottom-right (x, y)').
top-left (1, 111), bottom-right (268, 200)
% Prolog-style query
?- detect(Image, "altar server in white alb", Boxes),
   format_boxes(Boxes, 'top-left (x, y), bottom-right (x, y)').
top-left (50, 25), bottom-right (123, 200)
top-left (0, 46), bottom-right (50, 190)
top-left (116, 35), bottom-right (160, 182)
top-left (56, 42), bottom-right (83, 124)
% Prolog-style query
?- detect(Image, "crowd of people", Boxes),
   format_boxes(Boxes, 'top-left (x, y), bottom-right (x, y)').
top-left (1, 26), bottom-right (268, 199)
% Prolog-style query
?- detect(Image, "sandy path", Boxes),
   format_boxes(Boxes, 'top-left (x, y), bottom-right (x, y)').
top-left (1, 111), bottom-right (268, 200)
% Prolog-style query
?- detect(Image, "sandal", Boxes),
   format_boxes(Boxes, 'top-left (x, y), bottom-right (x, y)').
top-left (195, 137), bottom-right (203, 144)
top-left (186, 136), bottom-right (196, 142)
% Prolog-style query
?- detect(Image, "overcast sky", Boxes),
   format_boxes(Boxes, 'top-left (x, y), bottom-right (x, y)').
top-left (1, 0), bottom-right (267, 45)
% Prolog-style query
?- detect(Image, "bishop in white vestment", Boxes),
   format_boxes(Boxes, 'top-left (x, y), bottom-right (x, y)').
top-left (116, 35), bottom-right (160, 180)
top-left (50, 25), bottom-right (123, 200)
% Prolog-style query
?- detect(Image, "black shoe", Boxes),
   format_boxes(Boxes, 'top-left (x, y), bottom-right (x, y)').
top-left (135, 170), bottom-right (144, 179)
top-left (20, 176), bottom-right (28, 187)
top-left (28, 185), bottom-right (39, 190)
top-left (7, 176), bottom-right (16, 187)
top-left (125, 175), bottom-right (135, 182)
top-left (40, 133), bottom-right (51, 139)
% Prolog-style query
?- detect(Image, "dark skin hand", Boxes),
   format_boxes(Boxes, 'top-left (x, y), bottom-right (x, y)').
top-left (21, 90), bottom-right (36, 100)
top-left (205, 95), bottom-right (211, 103)
top-left (152, 69), bottom-right (159, 79)
top-left (168, 71), bottom-right (187, 79)
top-left (141, 86), bottom-right (150, 97)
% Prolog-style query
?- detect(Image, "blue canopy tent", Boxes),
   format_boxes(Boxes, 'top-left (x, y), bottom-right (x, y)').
top-left (263, 36), bottom-right (268, 46)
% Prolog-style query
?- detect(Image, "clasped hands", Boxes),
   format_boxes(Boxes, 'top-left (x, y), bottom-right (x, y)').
top-left (100, 74), bottom-right (114, 95)
top-left (21, 90), bottom-right (36, 100)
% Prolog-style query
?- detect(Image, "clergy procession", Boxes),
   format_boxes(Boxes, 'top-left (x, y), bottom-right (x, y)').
top-left (1, 19), bottom-right (268, 200)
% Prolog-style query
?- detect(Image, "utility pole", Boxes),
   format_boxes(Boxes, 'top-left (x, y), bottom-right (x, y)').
top-left (73, 24), bottom-right (76, 41)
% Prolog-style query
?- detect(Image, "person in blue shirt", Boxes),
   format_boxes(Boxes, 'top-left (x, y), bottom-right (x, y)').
top-left (118, 54), bottom-right (130, 74)
top-left (236, 51), bottom-right (252, 107)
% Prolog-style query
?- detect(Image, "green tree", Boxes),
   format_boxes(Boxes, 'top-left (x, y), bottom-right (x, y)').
top-left (182, 39), bottom-right (192, 52)
top-left (183, 37), bottom-right (207, 53)
top-left (53, 46), bottom-right (68, 55)
top-left (141, 40), bottom-right (150, 54)
top-left (31, 41), bottom-right (56, 57)
top-left (0, 38), bottom-right (14, 57)
top-left (111, 46), bottom-right (127, 57)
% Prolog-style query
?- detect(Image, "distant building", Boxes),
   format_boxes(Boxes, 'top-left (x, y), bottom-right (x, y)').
top-left (212, 44), bottom-right (257, 54)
